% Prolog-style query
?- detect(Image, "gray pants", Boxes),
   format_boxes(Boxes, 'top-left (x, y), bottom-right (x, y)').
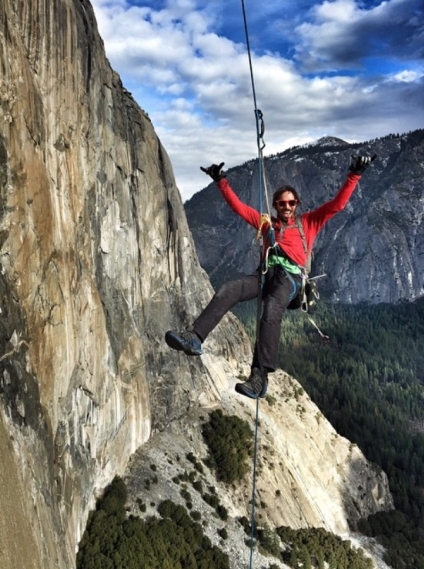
top-left (193, 266), bottom-right (301, 372)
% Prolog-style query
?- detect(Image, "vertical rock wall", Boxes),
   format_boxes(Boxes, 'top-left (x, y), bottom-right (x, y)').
top-left (0, 1), bottom-right (251, 567)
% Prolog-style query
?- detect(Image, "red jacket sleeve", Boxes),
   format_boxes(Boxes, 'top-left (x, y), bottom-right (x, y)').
top-left (217, 178), bottom-right (262, 229)
top-left (302, 172), bottom-right (361, 238)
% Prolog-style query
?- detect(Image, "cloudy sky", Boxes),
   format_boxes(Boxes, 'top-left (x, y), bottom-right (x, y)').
top-left (91, 0), bottom-right (424, 201)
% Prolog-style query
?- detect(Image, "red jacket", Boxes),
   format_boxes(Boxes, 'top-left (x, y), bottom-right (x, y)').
top-left (217, 172), bottom-right (361, 267)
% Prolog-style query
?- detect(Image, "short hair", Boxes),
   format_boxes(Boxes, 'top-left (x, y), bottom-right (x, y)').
top-left (272, 185), bottom-right (301, 207)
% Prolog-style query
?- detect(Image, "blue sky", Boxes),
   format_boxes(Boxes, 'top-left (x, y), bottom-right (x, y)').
top-left (91, 0), bottom-right (424, 200)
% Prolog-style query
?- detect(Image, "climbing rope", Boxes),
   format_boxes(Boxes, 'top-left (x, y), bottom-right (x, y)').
top-left (239, 1), bottom-right (269, 566)
top-left (248, 393), bottom-right (261, 569)
top-left (240, 0), bottom-right (271, 218)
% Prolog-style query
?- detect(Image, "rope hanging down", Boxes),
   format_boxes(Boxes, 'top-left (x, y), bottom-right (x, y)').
top-left (240, 0), bottom-right (270, 217)
top-left (239, 2), bottom-right (270, 568)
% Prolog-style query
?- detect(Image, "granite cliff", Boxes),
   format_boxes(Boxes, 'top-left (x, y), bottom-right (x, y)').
top-left (0, 1), bottom-right (393, 568)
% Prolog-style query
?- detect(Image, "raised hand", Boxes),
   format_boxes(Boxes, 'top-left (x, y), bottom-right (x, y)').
top-left (349, 154), bottom-right (377, 175)
top-left (200, 162), bottom-right (226, 182)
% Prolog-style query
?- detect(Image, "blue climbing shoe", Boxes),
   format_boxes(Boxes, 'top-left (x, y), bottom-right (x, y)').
top-left (165, 330), bottom-right (203, 356)
top-left (235, 368), bottom-right (268, 399)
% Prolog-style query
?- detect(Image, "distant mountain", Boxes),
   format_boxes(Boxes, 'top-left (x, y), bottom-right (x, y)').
top-left (310, 136), bottom-right (349, 147)
top-left (185, 129), bottom-right (424, 304)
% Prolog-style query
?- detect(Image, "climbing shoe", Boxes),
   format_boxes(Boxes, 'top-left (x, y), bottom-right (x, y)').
top-left (235, 368), bottom-right (268, 399)
top-left (165, 330), bottom-right (203, 356)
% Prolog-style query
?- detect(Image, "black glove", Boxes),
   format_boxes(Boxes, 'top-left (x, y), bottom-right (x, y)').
top-left (349, 154), bottom-right (377, 175)
top-left (200, 162), bottom-right (226, 182)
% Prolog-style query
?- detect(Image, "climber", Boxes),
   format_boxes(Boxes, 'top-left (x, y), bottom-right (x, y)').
top-left (165, 155), bottom-right (375, 399)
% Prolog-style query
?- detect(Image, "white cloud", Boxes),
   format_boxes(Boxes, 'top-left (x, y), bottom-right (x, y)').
top-left (314, 0), bottom-right (359, 22)
top-left (390, 69), bottom-right (424, 83)
top-left (91, 0), bottom-right (424, 201)
top-left (295, 0), bottom-right (424, 68)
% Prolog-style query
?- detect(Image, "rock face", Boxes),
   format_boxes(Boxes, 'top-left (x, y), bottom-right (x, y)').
top-left (0, 2), bottom-right (393, 569)
top-left (185, 130), bottom-right (424, 303)
top-left (0, 2), bottom-right (250, 567)
top-left (124, 370), bottom-right (393, 569)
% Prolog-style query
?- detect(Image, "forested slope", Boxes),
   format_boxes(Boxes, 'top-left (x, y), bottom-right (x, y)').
top-left (234, 297), bottom-right (424, 569)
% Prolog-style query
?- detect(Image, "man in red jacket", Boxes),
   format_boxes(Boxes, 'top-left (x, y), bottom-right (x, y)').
top-left (165, 155), bottom-right (374, 399)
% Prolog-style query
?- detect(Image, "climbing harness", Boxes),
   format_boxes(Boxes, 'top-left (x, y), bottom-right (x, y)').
top-left (260, 210), bottom-right (328, 338)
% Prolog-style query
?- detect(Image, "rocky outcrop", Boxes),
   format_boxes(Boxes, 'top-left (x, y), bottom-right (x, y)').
top-left (185, 130), bottom-right (424, 303)
top-left (0, 1), bottom-right (393, 569)
top-left (124, 370), bottom-right (393, 569)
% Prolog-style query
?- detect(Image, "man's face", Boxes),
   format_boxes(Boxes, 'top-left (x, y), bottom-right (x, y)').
top-left (274, 191), bottom-right (298, 221)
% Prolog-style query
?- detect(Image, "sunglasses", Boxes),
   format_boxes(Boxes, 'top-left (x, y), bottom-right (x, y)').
top-left (275, 199), bottom-right (298, 207)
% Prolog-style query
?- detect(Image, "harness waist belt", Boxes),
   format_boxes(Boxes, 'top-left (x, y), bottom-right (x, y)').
top-left (267, 254), bottom-right (302, 275)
